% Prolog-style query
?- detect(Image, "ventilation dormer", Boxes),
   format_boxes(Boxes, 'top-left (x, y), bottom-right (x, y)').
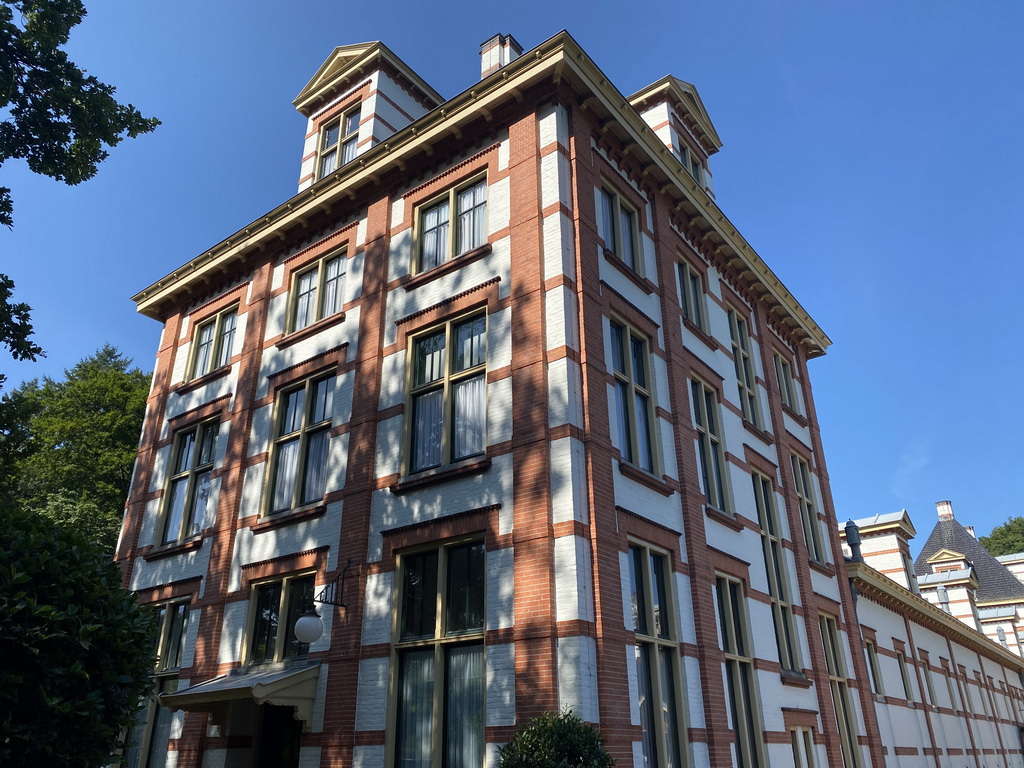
top-left (293, 42), bottom-right (444, 193)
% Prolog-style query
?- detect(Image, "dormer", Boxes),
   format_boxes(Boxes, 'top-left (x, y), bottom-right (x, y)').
top-left (293, 42), bottom-right (444, 193)
top-left (926, 547), bottom-right (970, 574)
top-left (629, 76), bottom-right (722, 200)
top-left (839, 509), bottom-right (918, 591)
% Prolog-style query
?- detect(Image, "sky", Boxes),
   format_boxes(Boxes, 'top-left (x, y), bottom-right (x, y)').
top-left (2, 0), bottom-right (1022, 552)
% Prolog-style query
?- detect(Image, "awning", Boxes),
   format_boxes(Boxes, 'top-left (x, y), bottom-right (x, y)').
top-left (159, 663), bottom-right (321, 730)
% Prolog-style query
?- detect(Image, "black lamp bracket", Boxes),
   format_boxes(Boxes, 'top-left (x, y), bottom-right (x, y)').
top-left (314, 559), bottom-right (351, 608)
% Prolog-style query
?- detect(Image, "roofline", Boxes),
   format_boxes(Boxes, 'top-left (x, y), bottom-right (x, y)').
top-left (132, 31), bottom-right (831, 355)
top-left (628, 75), bottom-right (722, 153)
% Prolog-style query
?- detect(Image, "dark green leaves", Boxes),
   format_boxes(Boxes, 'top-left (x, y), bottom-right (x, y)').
top-left (498, 710), bottom-right (615, 768)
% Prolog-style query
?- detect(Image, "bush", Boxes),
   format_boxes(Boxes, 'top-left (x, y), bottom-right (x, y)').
top-left (498, 709), bottom-right (615, 768)
top-left (0, 506), bottom-right (156, 767)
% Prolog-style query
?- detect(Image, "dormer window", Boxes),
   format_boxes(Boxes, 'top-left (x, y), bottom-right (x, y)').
top-left (678, 143), bottom-right (702, 185)
top-left (318, 106), bottom-right (361, 179)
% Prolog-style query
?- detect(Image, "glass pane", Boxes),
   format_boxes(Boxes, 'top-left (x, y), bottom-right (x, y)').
top-left (175, 430), bottom-right (196, 474)
top-left (281, 388), bottom-right (306, 435)
top-left (651, 553), bottom-right (669, 639)
top-left (194, 322), bottom-right (214, 377)
top-left (687, 273), bottom-right (703, 329)
top-left (456, 182), bottom-right (487, 254)
top-left (729, 581), bottom-right (746, 656)
top-left (163, 478), bottom-right (188, 543)
top-left (272, 438), bottom-right (300, 512)
top-left (420, 201), bottom-right (450, 270)
top-left (397, 649), bottom-right (435, 768)
top-left (412, 389), bottom-right (444, 472)
top-left (446, 542), bottom-right (485, 634)
top-left (620, 208), bottom-right (636, 269)
top-left (302, 429), bottom-right (329, 504)
top-left (616, 380), bottom-right (632, 463)
top-left (284, 577), bottom-right (315, 658)
top-left (216, 311), bottom-right (236, 368)
top-left (341, 137), bottom-right (357, 165)
top-left (454, 316), bottom-right (486, 372)
top-left (414, 331), bottom-right (446, 387)
top-left (251, 582), bottom-right (282, 663)
top-left (164, 603), bottom-right (189, 669)
top-left (310, 377), bottom-right (334, 424)
top-left (294, 268), bottom-right (318, 331)
top-left (635, 392), bottom-right (653, 472)
top-left (344, 108), bottom-right (361, 136)
top-left (628, 546), bottom-right (647, 634)
top-left (198, 422), bottom-right (219, 466)
top-left (631, 336), bottom-right (647, 388)
top-left (696, 434), bottom-right (712, 503)
top-left (322, 122), bottom-right (340, 149)
top-left (716, 579), bottom-right (730, 651)
top-left (659, 647), bottom-right (683, 768)
top-left (635, 644), bottom-right (657, 767)
top-left (319, 152), bottom-right (337, 178)
top-left (711, 442), bottom-right (726, 510)
top-left (401, 550), bottom-right (439, 640)
top-left (146, 678), bottom-right (179, 767)
top-left (600, 189), bottom-right (615, 245)
top-left (188, 470), bottom-right (211, 536)
top-left (323, 257), bottom-right (344, 316)
top-left (452, 376), bottom-right (485, 460)
top-left (610, 323), bottom-right (626, 373)
top-left (446, 645), bottom-right (484, 768)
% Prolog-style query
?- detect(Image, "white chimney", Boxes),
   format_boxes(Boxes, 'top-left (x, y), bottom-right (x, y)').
top-left (965, 526), bottom-right (976, 539)
top-left (480, 33), bottom-right (523, 79)
top-left (937, 500), bottom-right (954, 521)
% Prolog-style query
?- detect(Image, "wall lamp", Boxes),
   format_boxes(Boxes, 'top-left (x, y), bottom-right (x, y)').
top-left (293, 559), bottom-right (351, 645)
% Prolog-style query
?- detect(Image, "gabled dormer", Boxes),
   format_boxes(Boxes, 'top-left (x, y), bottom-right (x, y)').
top-left (629, 76), bottom-right (722, 199)
top-left (293, 42), bottom-right (444, 193)
top-left (926, 547), bottom-right (970, 573)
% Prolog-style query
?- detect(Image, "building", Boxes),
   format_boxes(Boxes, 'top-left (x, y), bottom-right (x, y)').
top-left (115, 31), bottom-right (1024, 768)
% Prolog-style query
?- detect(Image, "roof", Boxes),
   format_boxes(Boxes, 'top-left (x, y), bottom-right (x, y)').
top-left (914, 517), bottom-right (1024, 603)
top-left (848, 509), bottom-right (917, 537)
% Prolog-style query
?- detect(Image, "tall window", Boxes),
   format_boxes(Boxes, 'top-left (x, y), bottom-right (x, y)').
top-left (716, 576), bottom-right (765, 768)
top-left (162, 420), bottom-right (219, 544)
top-left (394, 540), bottom-right (485, 768)
top-left (752, 473), bottom-right (799, 672)
top-left (896, 651), bottom-right (914, 702)
top-left (290, 252), bottom-right (345, 332)
top-left (408, 314), bottom-right (486, 473)
top-left (418, 179), bottom-right (488, 272)
top-left (599, 187), bottom-right (639, 271)
top-left (819, 615), bottom-right (861, 768)
top-left (125, 602), bottom-right (190, 768)
top-left (189, 307), bottom-right (237, 379)
top-left (790, 727), bottom-right (816, 768)
top-left (627, 543), bottom-right (687, 768)
top-left (269, 376), bottom-right (334, 513)
top-left (791, 455), bottom-right (824, 562)
top-left (317, 105), bottom-right (360, 179)
top-left (248, 574), bottom-right (315, 664)
top-left (691, 380), bottom-right (729, 512)
top-left (944, 669), bottom-right (959, 711)
top-left (677, 260), bottom-right (707, 332)
top-left (773, 353), bottom-right (800, 414)
top-left (728, 310), bottom-right (761, 427)
top-left (958, 666), bottom-right (974, 714)
top-left (864, 641), bottom-right (884, 695)
top-left (610, 321), bottom-right (656, 473)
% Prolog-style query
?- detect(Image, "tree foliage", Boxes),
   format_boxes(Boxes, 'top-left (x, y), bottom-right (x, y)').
top-left (498, 710), bottom-right (615, 768)
top-left (979, 517), bottom-right (1024, 557)
top-left (0, 345), bottom-right (150, 551)
top-left (0, 505), bottom-right (157, 767)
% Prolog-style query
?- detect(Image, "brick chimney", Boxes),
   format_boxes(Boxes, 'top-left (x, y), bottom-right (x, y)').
top-left (480, 33), bottom-right (522, 79)
top-left (937, 500), bottom-right (954, 521)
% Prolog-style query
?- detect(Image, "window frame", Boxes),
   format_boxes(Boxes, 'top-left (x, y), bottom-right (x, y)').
top-left (610, 318), bottom-right (659, 474)
top-left (791, 455), bottom-right (825, 563)
top-left (598, 185), bottom-right (642, 274)
top-left (187, 305), bottom-right (238, 380)
top-left (864, 640), bottom-right (884, 696)
top-left (286, 249), bottom-right (347, 334)
top-left (677, 259), bottom-right (708, 332)
top-left (160, 418), bottom-right (220, 544)
top-left (773, 352), bottom-right (801, 414)
top-left (819, 614), bottom-right (861, 768)
top-left (789, 726), bottom-right (816, 768)
top-left (626, 540), bottom-right (689, 768)
top-left (752, 472), bottom-right (800, 673)
top-left (691, 379), bottom-right (731, 513)
top-left (896, 651), bottom-right (915, 702)
top-left (388, 537), bottom-right (487, 768)
top-left (728, 309), bottom-right (762, 428)
top-left (404, 312), bottom-right (488, 475)
top-left (316, 104), bottom-right (361, 180)
top-left (414, 175), bottom-right (489, 275)
top-left (266, 374), bottom-right (335, 515)
top-left (244, 572), bottom-right (316, 665)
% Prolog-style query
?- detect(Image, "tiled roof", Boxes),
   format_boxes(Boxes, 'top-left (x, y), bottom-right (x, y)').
top-left (915, 518), bottom-right (1024, 602)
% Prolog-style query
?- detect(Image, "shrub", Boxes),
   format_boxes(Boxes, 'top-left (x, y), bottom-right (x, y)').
top-left (498, 709), bottom-right (615, 768)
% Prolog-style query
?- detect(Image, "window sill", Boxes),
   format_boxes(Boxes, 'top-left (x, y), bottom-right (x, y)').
top-left (403, 243), bottom-right (492, 292)
top-left (390, 457), bottom-right (491, 495)
top-left (782, 404), bottom-right (808, 427)
top-left (617, 461), bottom-right (675, 496)
top-left (682, 317), bottom-right (717, 351)
top-left (742, 420), bottom-right (774, 446)
top-left (603, 248), bottom-right (657, 295)
top-left (705, 505), bottom-right (743, 532)
top-left (276, 312), bottom-right (346, 350)
top-left (172, 366), bottom-right (231, 395)
top-left (251, 503), bottom-right (327, 533)
top-left (808, 560), bottom-right (836, 577)
top-left (143, 536), bottom-right (205, 561)
top-left (780, 671), bottom-right (814, 688)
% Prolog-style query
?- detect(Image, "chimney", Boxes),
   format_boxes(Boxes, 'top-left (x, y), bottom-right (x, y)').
top-left (480, 33), bottom-right (523, 79)
top-left (937, 500), bottom-right (954, 521)
top-left (965, 526), bottom-right (976, 539)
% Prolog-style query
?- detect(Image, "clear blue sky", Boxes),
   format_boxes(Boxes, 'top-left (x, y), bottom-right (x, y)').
top-left (3, 0), bottom-right (1022, 550)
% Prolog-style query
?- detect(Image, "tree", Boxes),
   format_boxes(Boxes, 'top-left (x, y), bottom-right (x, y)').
top-left (979, 517), bottom-right (1024, 557)
top-left (498, 710), bottom-right (615, 768)
top-left (0, 505), bottom-right (157, 767)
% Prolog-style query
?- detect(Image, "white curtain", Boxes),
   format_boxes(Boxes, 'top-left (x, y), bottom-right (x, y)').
top-left (421, 202), bottom-right (450, 270)
top-left (413, 390), bottom-right (443, 471)
top-left (634, 392), bottom-right (653, 472)
top-left (398, 650), bottom-right (434, 768)
top-left (323, 258), bottom-right (343, 317)
top-left (446, 645), bottom-right (484, 768)
top-left (272, 439), bottom-right (299, 511)
top-left (302, 429), bottom-right (329, 504)
top-left (599, 189), bottom-right (614, 244)
top-left (341, 137), bottom-right (358, 165)
top-left (194, 323), bottom-right (214, 376)
top-left (216, 311), bottom-right (236, 368)
top-left (164, 478), bottom-right (187, 542)
top-left (294, 270), bottom-right (318, 330)
top-left (457, 183), bottom-right (486, 253)
top-left (453, 375), bottom-right (485, 459)
top-left (620, 208), bottom-right (636, 268)
top-left (188, 470), bottom-right (211, 537)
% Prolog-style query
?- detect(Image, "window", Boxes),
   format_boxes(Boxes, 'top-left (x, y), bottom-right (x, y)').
top-left (407, 314), bottom-right (486, 473)
top-left (678, 144), bottom-right (703, 185)
top-left (896, 651), bottom-right (914, 702)
top-left (269, 376), bottom-right (334, 513)
top-left (728, 310), bottom-right (761, 427)
top-left (290, 251), bottom-right (345, 332)
top-left (610, 320), bottom-right (656, 473)
top-left (920, 657), bottom-right (937, 707)
top-left (189, 307), bottom-right (237, 379)
top-left (864, 641), bottom-right (884, 695)
top-left (677, 260), bottom-right (707, 332)
top-left (791, 455), bottom-right (824, 563)
top-left (790, 727), bottom-right (816, 768)
top-left (691, 380), bottom-right (729, 512)
top-left (752, 473), bottom-right (800, 672)
top-left (317, 105), bottom-right (360, 179)
top-left (773, 353), bottom-right (800, 414)
top-left (248, 573), bottom-right (315, 664)
top-left (394, 540), bottom-right (485, 768)
top-left (944, 670), bottom-right (959, 711)
top-left (715, 576), bottom-right (766, 768)
top-left (162, 420), bottom-right (219, 544)
top-left (959, 666), bottom-right (974, 714)
top-left (627, 543), bottom-right (687, 768)
top-left (124, 602), bottom-right (190, 768)
top-left (418, 178), bottom-right (488, 272)
top-left (599, 187), bottom-right (639, 271)
top-left (819, 615), bottom-right (861, 768)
